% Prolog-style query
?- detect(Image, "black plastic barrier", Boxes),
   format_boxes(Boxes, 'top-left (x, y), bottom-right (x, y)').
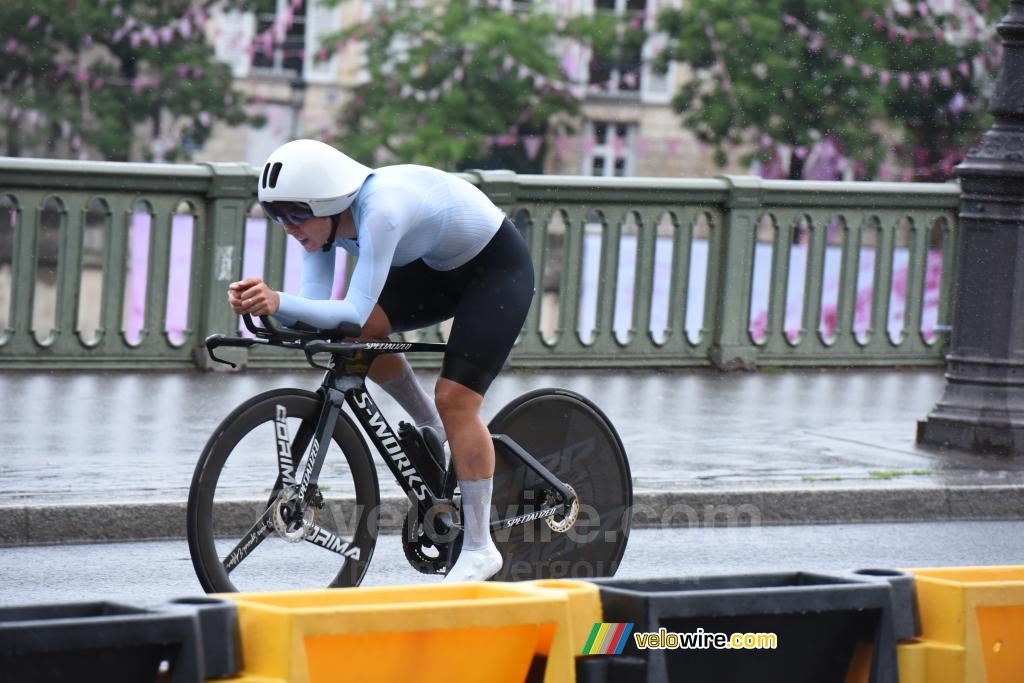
top-left (849, 568), bottom-right (920, 641)
top-left (0, 598), bottom-right (240, 683)
top-left (581, 570), bottom-right (918, 683)
top-left (165, 597), bottom-right (241, 679)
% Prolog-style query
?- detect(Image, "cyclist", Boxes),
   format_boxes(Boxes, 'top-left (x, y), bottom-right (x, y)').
top-left (228, 139), bottom-right (535, 582)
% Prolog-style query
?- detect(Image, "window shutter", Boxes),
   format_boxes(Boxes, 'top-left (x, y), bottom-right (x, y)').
top-left (215, 9), bottom-right (256, 78)
top-left (304, 0), bottom-right (343, 82)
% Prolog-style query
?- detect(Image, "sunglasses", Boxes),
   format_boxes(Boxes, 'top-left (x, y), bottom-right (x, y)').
top-left (260, 200), bottom-right (316, 225)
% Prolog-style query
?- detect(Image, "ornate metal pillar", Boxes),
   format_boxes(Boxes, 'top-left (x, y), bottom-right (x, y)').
top-left (918, 1), bottom-right (1024, 454)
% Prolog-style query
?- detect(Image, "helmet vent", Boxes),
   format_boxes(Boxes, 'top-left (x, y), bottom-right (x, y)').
top-left (268, 162), bottom-right (283, 189)
top-left (260, 162), bottom-right (270, 189)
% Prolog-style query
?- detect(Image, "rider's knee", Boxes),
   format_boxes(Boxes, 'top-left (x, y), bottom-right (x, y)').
top-left (433, 383), bottom-right (477, 419)
top-left (361, 306), bottom-right (392, 339)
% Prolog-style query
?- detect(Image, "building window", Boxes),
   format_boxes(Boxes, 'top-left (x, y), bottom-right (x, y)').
top-left (251, 0), bottom-right (306, 75)
top-left (589, 0), bottom-right (647, 94)
top-left (585, 121), bottom-right (636, 177)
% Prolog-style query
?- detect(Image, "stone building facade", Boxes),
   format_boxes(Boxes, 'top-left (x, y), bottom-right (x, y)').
top-left (196, 0), bottom-right (744, 178)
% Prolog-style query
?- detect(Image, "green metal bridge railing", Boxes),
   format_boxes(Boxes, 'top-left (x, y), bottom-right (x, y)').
top-left (0, 158), bottom-right (959, 370)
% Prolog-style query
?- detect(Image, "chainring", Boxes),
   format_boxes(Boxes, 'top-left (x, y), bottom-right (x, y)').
top-left (401, 507), bottom-right (463, 575)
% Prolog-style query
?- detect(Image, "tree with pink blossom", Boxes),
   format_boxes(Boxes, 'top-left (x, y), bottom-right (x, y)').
top-left (656, 0), bottom-right (1007, 180)
top-left (0, 0), bottom-right (257, 161)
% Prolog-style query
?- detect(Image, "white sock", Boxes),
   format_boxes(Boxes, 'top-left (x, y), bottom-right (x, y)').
top-left (375, 358), bottom-right (446, 441)
top-left (459, 477), bottom-right (494, 551)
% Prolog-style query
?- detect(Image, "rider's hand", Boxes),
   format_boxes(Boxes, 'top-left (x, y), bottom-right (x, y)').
top-left (228, 277), bottom-right (280, 317)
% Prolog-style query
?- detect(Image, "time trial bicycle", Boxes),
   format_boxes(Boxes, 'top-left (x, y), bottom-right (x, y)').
top-left (186, 314), bottom-right (632, 592)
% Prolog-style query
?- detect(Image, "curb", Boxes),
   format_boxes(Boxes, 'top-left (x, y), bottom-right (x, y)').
top-left (2, 486), bottom-right (1023, 547)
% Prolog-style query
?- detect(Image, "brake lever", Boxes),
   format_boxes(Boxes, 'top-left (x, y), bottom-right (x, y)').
top-left (205, 334), bottom-right (258, 369)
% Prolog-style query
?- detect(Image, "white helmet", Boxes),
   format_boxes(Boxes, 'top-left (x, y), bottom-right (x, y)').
top-left (257, 139), bottom-right (372, 222)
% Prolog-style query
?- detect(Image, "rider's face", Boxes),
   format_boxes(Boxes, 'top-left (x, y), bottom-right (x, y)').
top-left (284, 216), bottom-right (332, 252)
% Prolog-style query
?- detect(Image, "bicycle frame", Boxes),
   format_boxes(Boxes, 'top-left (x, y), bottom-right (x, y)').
top-left (318, 347), bottom-right (578, 528)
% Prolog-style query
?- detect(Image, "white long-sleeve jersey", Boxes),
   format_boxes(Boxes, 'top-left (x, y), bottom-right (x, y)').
top-left (275, 165), bottom-right (504, 329)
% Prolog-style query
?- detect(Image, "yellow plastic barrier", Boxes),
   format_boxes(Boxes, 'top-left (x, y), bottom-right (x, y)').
top-left (214, 580), bottom-right (601, 683)
top-left (899, 566), bottom-right (1024, 683)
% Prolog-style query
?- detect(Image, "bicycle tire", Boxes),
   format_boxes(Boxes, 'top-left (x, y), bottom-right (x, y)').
top-left (187, 388), bottom-right (380, 593)
top-left (487, 388), bottom-right (632, 581)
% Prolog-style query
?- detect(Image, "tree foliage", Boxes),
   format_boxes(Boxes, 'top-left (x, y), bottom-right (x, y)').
top-left (657, 0), bottom-right (1008, 180)
top-left (321, 0), bottom-right (635, 172)
top-left (0, 0), bottom-right (255, 161)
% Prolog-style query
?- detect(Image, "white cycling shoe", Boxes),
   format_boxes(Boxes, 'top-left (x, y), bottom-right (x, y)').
top-left (442, 542), bottom-right (503, 583)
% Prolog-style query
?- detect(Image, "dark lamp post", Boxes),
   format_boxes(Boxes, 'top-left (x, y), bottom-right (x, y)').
top-left (917, 1), bottom-right (1024, 455)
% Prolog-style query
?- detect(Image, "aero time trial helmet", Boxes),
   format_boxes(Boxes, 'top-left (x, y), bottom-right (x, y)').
top-left (257, 139), bottom-right (372, 224)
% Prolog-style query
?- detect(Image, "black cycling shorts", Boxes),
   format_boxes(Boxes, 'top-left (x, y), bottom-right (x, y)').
top-left (377, 218), bottom-right (535, 396)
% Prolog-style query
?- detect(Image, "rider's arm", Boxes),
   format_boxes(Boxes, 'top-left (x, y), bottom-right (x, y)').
top-left (274, 214), bottom-right (401, 329)
top-left (273, 247), bottom-right (343, 326)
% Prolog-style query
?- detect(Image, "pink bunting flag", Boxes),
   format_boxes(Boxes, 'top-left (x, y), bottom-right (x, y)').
top-left (494, 132), bottom-right (518, 148)
top-left (523, 135), bottom-right (542, 160)
top-left (612, 136), bottom-right (627, 157)
top-left (554, 135), bottom-right (571, 158)
top-left (581, 135), bottom-right (595, 157)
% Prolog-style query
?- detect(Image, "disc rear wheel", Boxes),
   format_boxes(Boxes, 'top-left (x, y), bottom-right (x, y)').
top-left (487, 388), bottom-right (632, 581)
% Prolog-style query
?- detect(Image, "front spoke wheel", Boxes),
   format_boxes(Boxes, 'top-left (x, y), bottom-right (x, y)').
top-left (187, 389), bottom-right (380, 593)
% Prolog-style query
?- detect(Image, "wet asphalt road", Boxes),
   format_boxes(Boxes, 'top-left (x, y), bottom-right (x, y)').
top-left (3, 520), bottom-right (1022, 609)
top-left (4, 367), bottom-right (1024, 509)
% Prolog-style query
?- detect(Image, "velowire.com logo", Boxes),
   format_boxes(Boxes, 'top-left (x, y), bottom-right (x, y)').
top-left (582, 622), bottom-right (635, 655)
